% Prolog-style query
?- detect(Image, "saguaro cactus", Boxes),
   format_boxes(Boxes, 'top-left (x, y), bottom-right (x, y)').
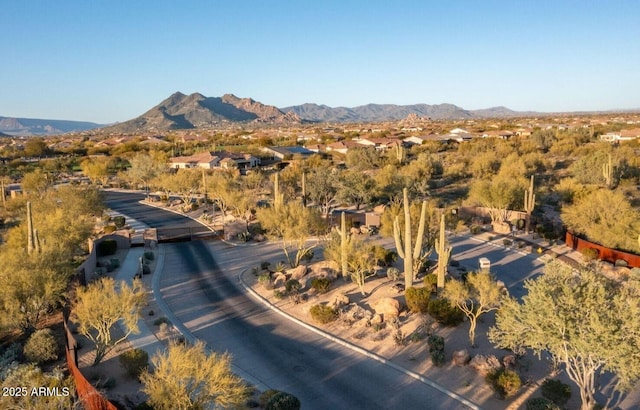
top-left (435, 214), bottom-right (452, 290)
top-left (524, 175), bottom-right (535, 234)
top-left (394, 143), bottom-right (406, 164)
top-left (603, 153), bottom-right (613, 188)
top-left (27, 201), bottom-right (35, 254)
top-left (338, 211), bottom-right (349, 278)
top-left (274, 172), bottom-right (284, 210)
top-left (393, 188), bottom-right (428, 290)
top-left (301, 172), bottom-right (307, 207)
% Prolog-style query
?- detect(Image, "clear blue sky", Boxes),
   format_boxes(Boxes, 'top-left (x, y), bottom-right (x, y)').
top-left (2, 1), bottom-right (639, 123)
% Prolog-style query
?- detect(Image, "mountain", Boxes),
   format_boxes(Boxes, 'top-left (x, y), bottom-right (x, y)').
top-left (0, 116), bottom-right (102, 136)
top-left (281, 103), bottom-right (538, 122)
top-left (102, 92), bottom-right (301, 132)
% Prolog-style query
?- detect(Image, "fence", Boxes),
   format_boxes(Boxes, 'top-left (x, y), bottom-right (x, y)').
top-left (565, 231), bottom-right (640, 268)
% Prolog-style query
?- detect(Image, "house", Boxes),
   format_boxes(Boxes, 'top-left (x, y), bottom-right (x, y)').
top-left (260, 146), bottom-right (316, 160)
top-left (600, 128), bottom-right (640, 143)
top-left (325, 140), bottom-right (361, 155)
top-left (481, 130), bottom-right (514, 139)
top-left (403, 134), bottom-right (441, 145)
top-left (169, 151), bottom-right (260, 170)
top-left (354, 137), bottom-right (402, 151)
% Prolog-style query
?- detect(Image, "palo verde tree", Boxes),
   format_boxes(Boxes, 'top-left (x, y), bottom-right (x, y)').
top-left (141, 341), bottom-right (250, 410)
top-left (123, 151), bottom-right (168, 195)
top-left (71, 277), bottom-right (146, 365)
top-left (489, 261), bottom-right (640, 410)
top-left (442, 271), bottom-right (503, 347)
top-left (467, 172), bottom-right (527, 225)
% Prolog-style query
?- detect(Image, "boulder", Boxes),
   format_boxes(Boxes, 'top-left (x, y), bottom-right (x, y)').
top-left (502, 354), bottom-right (517, 370)
top-left (328, 293), bottom-right (350, 309)
top-left (350, 227), bottom-right (361, 235)
top-left (273, 272), bottom-right (287, 288)
top-left (469, 354), bottom-right (502, 376)
top-left (371, 314), bottom-right (383, 325)
top-left (452, 349), bottom-right (470, 366)
top-left (371, 297), bottom-right (400, 320)
top-left (288, 265), bottom-right (308, 281)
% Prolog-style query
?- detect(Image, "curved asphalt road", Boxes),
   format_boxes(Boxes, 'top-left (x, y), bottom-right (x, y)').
top-left (104, 191), bottom-right (475, 410)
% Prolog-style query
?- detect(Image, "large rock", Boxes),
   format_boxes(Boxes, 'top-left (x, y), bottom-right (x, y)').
top-left (273, 272), bottom-right (286, 288)
top-left (371, 297), bottom-right (400, 320)
top-left (288, 265), bottom-right (308, 280)
top-left (328, 293), bottom-right (350, 309)
top-left (469, 354), bottom-right (502, 376)
top-left (452, 349), bottom-right (470, 366)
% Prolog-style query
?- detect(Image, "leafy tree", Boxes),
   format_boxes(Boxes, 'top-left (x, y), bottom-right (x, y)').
top-left (467, 173), bottom-right (527, 223)
top-left (124, 151), bottom-right (168, 194)
top-left (568, 149), bottom-right (614, 186)
top-left (561, 188), bottom-right (640, 252)
top-left (154, 168), bottom-right (202, 210)
top-left (257, 201), bottom-right (325, 267)
top-left (489, 261), bottom-right (640, 410)
top-left (374, 164), bottom-right (406, 202)
top-left (442, 271), bottom-right (504, 346)
top-left (469, 150), bottom-right (501, 179)
top-left (23, 138), bottom-right (49, 158)
top-left (345, 146), bottom-right (380, 170)
top-left (81, 156), bottom-right (112, 185)
top-left (141, 341), bottom-right (250, 410)
top-left (337, 169), bottom-right (376, 210)
top-left (71, 277), bottom-right (146, 365)
top-left (346, 237), bottom-right (377, 295)
top-left (305, 167), bottom-right (340, 216)
top-left (21, 168), bottom-right (51, 198)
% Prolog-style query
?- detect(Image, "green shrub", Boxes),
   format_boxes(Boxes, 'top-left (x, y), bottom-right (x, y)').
top-left (144, 251), bottom-right (154, 261)
top-left (97, 239), bottom-right (117, 257)
top-left (23, 329), bottom-right (58, 364)
top-left (541, 379), bottom-right (571, 406)
top-left (309, 304), bottom-right (338, 324)
top-left (113, 216), bottom-right (126, 229)
top-left (258, 273), bottom-right (273, 289)
top-left (423, 274), bottom-right (438, 293)
top-left (260, 261), bottom-right (271, 270)
top-left (427, 298), bottom-right (464, 326)
top-left (503, 239), bottom-right (512, 246)
top-left (487, 368), bottom-right (522, 399)
top-left (386, 267), bottom-right (400, 282)
top-left (405, 287), bottom-right (431, 314)
top-left (285, 279), bottom-right (301, 293)
top-left (109, 258), bottom-right (120, 269)
top-left (580, 247), bottom-right (599, 261)
top-left (119, 348), bottom-right (149, 379)
top-left (371, 245), bottom-right (397, 266)
top-left (266, 391), bottom-right (301, 410)
top-left (259, 390), bottom-right (281, 408)
top-left (526, 397), bottom-right (560, 410)
top-left (310, 277), bottom-right (332, 293)
top-left (427, 335), bottom-right (445, 366)
top-left (430, 350), bottom-right (445, 366)
top-left (470, 224), bottom-right (482, 234)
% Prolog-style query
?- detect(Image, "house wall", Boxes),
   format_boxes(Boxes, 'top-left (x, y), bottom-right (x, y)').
top-left (565, 232), bottom-right (640, 268)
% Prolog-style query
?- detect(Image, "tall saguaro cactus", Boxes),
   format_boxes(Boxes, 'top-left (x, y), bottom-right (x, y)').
top-left (26, 201), bottom-right (35, 255)
top-left (393, 188), bottom-right (428, 290)
top-left (273, 172), bottom-right (283, 210)
top-left (524, 175), bottom-right (535, 234)
top-left (603, 153), bottom-right (613, 188)
top-left (435, 214), bottom-right (452, 290)
top-left (394, 143), bottom-right (406, 164)
top-left (301, 172), bottom-right (307, 207)
top-left (338, 211), bottom-right (349, 278)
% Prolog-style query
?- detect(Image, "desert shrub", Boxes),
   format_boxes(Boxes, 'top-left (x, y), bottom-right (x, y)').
top-left (580, 247), bottom-right (599, 261)
top-left (541, 379), bottom-right (571, 406)
top-left (144, 251), bottom-right (154, 261)
top-left (0, 344), bottom-right (22, 378)
top-left (274, 262), bottom-right (286, 273)
top-left (487, 368), bottom-right (522, 399)
top-left (371, 245), bottom-right (397, 266)
top-left (266, 391), bottom-right (301, 410)
top-left (526, 397), bottom-right (560, 410)
top-left (258, 273), bottom-right (273, 289)
top-left (113, 216), bottom-right (126, 229)
top-left (309, 304), bottom-right (338, 324)
top-left (285, 279), bottom-right (301, 293)
top-left (97, 238), bottom-right (117, 257)
top-left (427, 298), bottom-right (465, 326)
top-left (310, 277), bottom-right (332, 293)
top-left (103, 225), bottom-right (117, 234)
top-left (23, 328), bottom-right (58, 364)
top-left (503, 239), bottom-right (512, 246)
top-left (427, 335), bottom-right (445, 366)
top-left (470, 224), bottom-right (482, 234)
top-left (273, 290), bottom-right (286, 300)
top-left (423, 273), bottom-right (438, 293)
top-left (259, 390), bottom-right (281, 408)
top-left (449, 259), bottom-right (460, 267)
top-left (386, 267), bottom-right (400, 282)
top-left (119, 348), bottom-right (149, 379)
top-left (405, 287), bottom-right (431, 314)
top-left (260, 261), bottom-right (271, 270)
top-left (615, 259), bottom-right (628, 267)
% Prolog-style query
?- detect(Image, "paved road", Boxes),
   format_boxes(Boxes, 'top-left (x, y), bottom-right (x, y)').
top-left (104, 191), bottom-right (475, 410)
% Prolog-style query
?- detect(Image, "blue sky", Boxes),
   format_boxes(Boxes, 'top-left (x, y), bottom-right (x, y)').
top-left (2, 1), bottom-right (639, 123)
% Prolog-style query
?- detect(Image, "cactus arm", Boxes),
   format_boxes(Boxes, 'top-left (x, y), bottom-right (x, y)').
top-left (412, 200), bottom-right (428, 260)
top-left (393, 215), bottom-right (406, 259)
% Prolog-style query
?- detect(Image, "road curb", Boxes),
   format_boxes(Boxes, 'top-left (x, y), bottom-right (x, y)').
top-left (238, 268), bottom-right (482, 410)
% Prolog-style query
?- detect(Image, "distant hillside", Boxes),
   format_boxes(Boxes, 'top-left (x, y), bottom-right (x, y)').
top-left (281, 103), bottom-right (539, 122)
top-left (0, 116), bottom-right (102, 136)
top-left (101, 92), bottom-right (301, 133)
